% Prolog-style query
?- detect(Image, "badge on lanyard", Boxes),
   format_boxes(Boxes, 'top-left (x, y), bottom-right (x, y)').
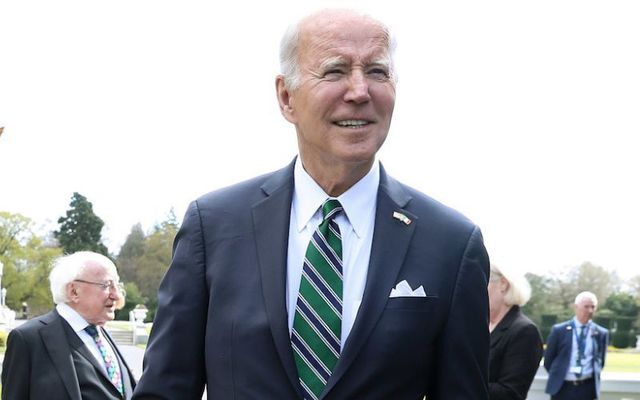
top-left (571, 321), bottom-right (589, 377)
top-left (569, 365), bottom-right (583, 374)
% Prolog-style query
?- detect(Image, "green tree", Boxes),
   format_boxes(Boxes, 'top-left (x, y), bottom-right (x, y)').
top-left (0, 211), bottom-right (32, 256)
top-left (521, 272), bottom-right (555, 323)
top-left (629, 275), bottom-right (640, 298)
top-left (115, 281), bottom-right (148, 321)
top-left (548, 268), bottom-right (579, 314)
top-left (571, 261), bottom-right (620, 303)
top-left (135, 217), bottom-right (178, 319)
top-left (116, 224), bottom-right (146, 283)
top-left (114, 212), bottom-right (179, 320)
top-left (545, 261), bottom-right (619, 316)
top-left (604, 292), bottom-right (638, 318)
top-left (54, 192), bottom-right (108, 255)
top-left (1, 212), bottom-right (62, 316)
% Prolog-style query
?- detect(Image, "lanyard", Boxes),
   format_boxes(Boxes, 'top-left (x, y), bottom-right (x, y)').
top-left (572, 321), bottom-right (589, 365)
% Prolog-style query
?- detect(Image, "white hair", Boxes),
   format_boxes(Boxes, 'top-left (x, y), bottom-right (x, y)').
top-left (574, 291), bottom-right (598, 306)
top-left (278, 8), bottom-right (398, 91)
top-left (490, 263), bottom-right (532, 307)
top-left (49, 251), bottom-right (118, 304)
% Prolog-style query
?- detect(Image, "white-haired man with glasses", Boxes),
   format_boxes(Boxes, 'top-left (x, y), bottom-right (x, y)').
top-left (1, 251), bottom-right (137, 400)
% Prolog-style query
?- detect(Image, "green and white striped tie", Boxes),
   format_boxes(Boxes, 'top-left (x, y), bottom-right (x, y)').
top-left (292, 199), bottom-right (343, 400)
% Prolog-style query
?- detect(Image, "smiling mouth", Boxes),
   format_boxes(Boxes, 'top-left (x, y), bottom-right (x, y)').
top-left (334, 119), bottom-right (370, 128)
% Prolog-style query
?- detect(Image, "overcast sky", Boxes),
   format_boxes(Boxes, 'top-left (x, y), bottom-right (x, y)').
top-left (1, 0), bottom-right (639, 280)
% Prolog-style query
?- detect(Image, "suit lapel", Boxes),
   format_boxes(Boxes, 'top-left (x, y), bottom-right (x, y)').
top-left (62, 321), bottom-right (119, 393)
top-left (40, 310), bottom-right (83, 400)
top-left (590, 324), bottom-right (605, 368)
top-left (324, 167), bottom-right (415, 396)
top-left (252, 161), bottom-right (300, 394)
top-left (490, 306), bottom-right (519, 349)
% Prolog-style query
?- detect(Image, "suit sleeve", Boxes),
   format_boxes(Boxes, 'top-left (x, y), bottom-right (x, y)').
top-left (133, 201), bottom-right (208, 400)
top-left (600, 329), bottom-right (609, 368)
top-left (543, 327), bottom-right (558, 372)
top-left (434, 226), bottom-right (490, 400)
top-left (1, 329), bottom-right (31, 400)
top-left (488, 323), bottom-right (543, 400)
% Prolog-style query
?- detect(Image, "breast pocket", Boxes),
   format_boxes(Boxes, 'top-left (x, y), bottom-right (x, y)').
top-left (385, 296), bottom-right (438, 311)
top-left (371, 296), bottom-right (440, 371)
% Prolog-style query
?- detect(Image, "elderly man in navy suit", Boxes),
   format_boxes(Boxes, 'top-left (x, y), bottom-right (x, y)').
top-left (133, 8), bottom-right (490, 400)
top-left (544, 291), bottom-right (609, 400)
top-left (1, 251), bottom-right (136, 400)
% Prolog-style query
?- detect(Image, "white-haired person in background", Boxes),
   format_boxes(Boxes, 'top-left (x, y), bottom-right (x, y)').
top-left (544, 291), bottom-right (609, 400)
top-left (1, 251), bottom-right (136, 400)
top-left (488, 263), bottom-right (543, 400)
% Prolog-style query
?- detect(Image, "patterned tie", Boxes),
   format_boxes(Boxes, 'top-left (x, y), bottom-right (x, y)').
top-left (292, 199), bottom-right (344, 400)
top-left (85, 325), bottom-right (124, 395)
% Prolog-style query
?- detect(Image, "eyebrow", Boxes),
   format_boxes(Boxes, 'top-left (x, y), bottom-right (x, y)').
top-left (318, 56), bottom-right (391, 71)
top-left (319, 56), bottom-right (347, 71)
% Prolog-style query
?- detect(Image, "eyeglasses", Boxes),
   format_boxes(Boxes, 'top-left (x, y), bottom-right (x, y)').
top-left (74, 279), bottom-right (124, 293)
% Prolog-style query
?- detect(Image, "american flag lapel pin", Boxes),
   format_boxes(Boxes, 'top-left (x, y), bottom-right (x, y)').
top-left (393, 211), bottom-right (412, 225)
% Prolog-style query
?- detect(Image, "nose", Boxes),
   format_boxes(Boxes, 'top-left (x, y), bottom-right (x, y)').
top-left (344, 70), bottom-right (371, 103)
top-left (110, 286), bottom-right (123, 299)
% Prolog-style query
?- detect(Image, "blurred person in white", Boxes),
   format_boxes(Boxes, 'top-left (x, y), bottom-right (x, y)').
top-left (488, 263), bottom-right (543, 399)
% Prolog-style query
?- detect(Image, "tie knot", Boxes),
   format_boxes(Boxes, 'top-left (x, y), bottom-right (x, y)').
top-left (85, 324), bottom-right (99, 338)
top-left (322, 199), bottom-right (343, 221)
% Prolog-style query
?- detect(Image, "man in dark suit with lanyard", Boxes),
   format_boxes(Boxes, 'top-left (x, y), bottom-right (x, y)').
top-left (133, 8), bottom-right (490, 400)
top-left (544, 291), bottom-right (609, 400)
top-left (1, 251), bottom-right (136, 400)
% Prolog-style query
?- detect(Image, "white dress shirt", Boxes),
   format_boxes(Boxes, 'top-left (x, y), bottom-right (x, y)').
top-left (287, 158), bottom-right (379, 348)
top-left (56, 303), bottom-right (113, 374)
top-left (564, 317), bottom-right (594, 381)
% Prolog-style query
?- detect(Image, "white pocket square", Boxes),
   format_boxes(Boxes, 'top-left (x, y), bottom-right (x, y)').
top-left (389, 280), bottom-right (426, 298)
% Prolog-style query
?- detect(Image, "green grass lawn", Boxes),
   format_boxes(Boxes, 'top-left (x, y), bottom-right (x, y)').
top-left (603, 349), bottom-right (640, 373)
top-left (104, 320), bottom-right (134, 331)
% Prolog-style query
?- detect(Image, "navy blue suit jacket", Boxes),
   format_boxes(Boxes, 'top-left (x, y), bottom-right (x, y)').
top-left (544, 319), bottom-right (609, 398)
top-left (133, 160), bottom-right (490, 400)
top-left (1, 309), bottom-right (136, 400)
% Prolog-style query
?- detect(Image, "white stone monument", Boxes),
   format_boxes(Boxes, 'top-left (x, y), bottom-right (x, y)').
top-left (131, 304), bottom-right (149, 345)
top-left (0, 261), bottom-right (17, 327)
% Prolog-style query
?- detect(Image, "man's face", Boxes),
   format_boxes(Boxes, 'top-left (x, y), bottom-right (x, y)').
top-left (574, 297), bottom-right (597, 324)
top-left (279, 12), bottom-right (396, 175)
top-left (68, 261), bottom-right (122, 326)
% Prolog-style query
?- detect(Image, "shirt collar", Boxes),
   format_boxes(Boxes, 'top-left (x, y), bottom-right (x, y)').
top-left (57, 302), bottom-right (92, 333)
top-left (573, 317), bottom-right (591, 329)
top-left (293, 158), bottom-right (379, 238)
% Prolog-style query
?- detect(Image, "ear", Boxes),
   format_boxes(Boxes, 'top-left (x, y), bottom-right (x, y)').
top-left (66, 282), bottom-right (79, 303)
top-left (499, 277), bottom-right (510, 293)
top-left (275, 75), bottom-right (297, 124)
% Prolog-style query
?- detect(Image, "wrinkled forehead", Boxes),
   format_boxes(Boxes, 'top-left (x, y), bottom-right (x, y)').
top-left (298, 12), bottom-right (391, 62)
top-left (577, 298), bottom-right (596, 307)
top-left (80, 260), bottom-right (118, 280)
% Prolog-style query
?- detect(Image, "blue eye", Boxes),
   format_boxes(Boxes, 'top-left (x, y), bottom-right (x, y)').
top-left (368, 68), bottom-right (390, 79)
top-left (323, 69), bottom-right (344, 79)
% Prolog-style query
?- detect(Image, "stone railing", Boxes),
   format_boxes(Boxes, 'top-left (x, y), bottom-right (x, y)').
top-left (527, 369), bottom-right (640, 400)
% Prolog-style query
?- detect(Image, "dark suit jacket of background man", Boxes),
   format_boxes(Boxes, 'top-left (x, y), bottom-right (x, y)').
top-left (133, 160), bottom-right (491, 400)
top-left (544, 319), bottom-right (609, 399)
top-left (489, 305), bottom-right (543, 400)
top-left (1, 309), bottom-right (136, 400)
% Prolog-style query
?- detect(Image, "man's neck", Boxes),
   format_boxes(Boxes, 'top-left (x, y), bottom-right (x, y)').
top-left (575, 316), bottom-right (591, 326)
top-left (299, 155), bottom-right (374, 197)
